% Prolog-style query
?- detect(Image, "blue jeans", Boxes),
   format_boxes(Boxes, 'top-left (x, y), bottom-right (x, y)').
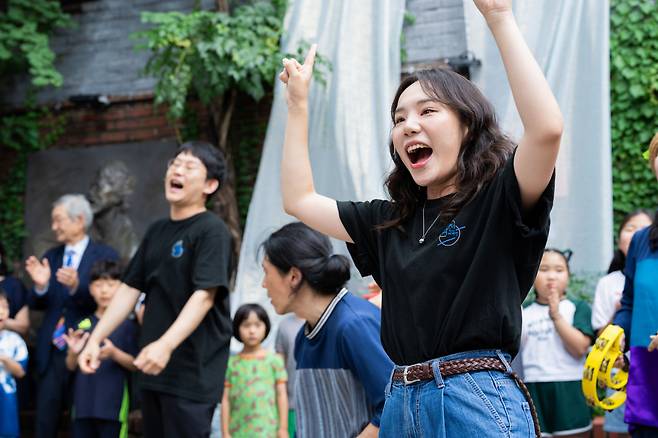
top-left (380, 350), bottom-right (536, 437)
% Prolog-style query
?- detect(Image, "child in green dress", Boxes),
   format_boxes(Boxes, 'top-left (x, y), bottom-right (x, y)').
top-left (221, 304), bottom-right (288, 438)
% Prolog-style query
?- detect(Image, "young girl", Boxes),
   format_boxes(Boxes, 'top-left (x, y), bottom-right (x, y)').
top-left (591, 210), bottom-right (652, 437)
top-left (278, 0), bottom-right (562, 435)
top-left (221, 304), bottom-right (288, 438)
top-left (521, 249), bottom-right (594, 438)
top-left (592, 210), bottom-right (653, 336)
top-left (613, 132), bottom-right (658, 437)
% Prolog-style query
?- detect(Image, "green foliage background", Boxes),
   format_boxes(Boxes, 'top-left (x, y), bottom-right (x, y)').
top-left (0, 0), bottom-right (71, 264)
top-left (610, 0), bottom-right (658, 228)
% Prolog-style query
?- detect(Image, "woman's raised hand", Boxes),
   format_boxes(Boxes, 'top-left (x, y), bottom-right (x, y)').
top-left (279, 44), bottom-right (317, 110)
top-left (472, 0), bottom-right (512, 22)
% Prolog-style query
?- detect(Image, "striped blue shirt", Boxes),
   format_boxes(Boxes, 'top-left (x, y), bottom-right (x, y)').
top-left (294, 289), bottom-right (394, 437)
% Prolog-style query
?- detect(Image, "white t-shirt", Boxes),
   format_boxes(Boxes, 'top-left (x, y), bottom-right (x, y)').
top-left (0, 330), bottom-right (28, 395)
top-left (521, 299), bottom-right (593, 382)
top-left (591, 270), bottom-right (625, 331)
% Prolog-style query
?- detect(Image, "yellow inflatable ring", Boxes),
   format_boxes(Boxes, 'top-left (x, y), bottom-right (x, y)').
top-left (581, 324), bottom-right (628, 411)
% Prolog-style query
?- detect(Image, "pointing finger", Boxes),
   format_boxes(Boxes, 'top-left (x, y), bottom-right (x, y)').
top-left (303, 44), bottom-right (317, 69)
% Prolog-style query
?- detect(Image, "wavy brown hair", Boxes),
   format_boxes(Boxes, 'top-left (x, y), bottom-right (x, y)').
top-left (381, 68), bottom-right (515, 230)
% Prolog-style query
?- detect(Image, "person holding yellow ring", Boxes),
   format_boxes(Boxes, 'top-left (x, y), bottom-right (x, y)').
top-left (613, 133), bottom-right (658, 438)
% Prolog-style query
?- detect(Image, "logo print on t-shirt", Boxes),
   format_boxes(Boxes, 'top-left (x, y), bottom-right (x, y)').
top-left (171, 240), bottom-right (184, 258)
top-left (437, 221), bottom-right (466, 247)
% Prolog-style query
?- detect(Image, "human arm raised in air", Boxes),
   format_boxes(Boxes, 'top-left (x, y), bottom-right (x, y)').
top-left (279, 45), bottom-right (353, 243)
top-left (473, 0), bottom-right (563, 210)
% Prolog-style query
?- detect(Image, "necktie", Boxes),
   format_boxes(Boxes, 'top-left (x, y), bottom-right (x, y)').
top-left (64, 249), bottom-right (75, 267)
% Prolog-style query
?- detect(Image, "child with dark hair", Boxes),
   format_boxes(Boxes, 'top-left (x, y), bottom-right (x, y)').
top-left (613, 132), bottom-right (658, 437)
top-left (64, 260), bottom-right (138, 438)
top-left (0, 289), bottom-right (27, 438)
top-left (221, 303), bottom-right (288, 438)
top-left (520, 249), bottom-right (594, 438)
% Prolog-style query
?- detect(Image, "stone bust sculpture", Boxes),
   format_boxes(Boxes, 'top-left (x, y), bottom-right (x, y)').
top-left (87, 160), bottom-right (139, 263)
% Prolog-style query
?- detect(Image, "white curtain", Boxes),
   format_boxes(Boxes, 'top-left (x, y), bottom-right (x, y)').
top-left (232, 0), bottom-right (405, 343)
top-left (463, 1), bottom-right (613, 275)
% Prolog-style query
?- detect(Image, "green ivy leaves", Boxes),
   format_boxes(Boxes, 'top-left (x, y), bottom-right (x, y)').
top-left (0, 0), bottom-right (70, 263)
top-left (133, 2), bottom-right (329, 121)
top-left (610, 0), bottom-right (658, 229)
top-left (0, 0), bottom-right (72, 88)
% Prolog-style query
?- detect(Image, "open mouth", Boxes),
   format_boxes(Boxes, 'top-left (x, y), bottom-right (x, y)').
top-left (406, 143), bottom-right (433, 167)
top-left (169, 180), bottom-right (184, 190)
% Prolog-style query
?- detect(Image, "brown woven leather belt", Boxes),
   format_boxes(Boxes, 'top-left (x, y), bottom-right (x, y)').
top-left (392, 357), bottom-right (508, 384)
top-left (392, 356), bottom-right (541, 438)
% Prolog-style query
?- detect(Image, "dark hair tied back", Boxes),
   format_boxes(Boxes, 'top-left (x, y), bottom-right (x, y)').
top-left (261, 222), bottom-right (350, 296)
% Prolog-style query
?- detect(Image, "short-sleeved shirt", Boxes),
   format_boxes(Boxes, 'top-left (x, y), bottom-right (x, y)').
top-left (521, 298), bottom-right (594, 382)
top-left (0, 329), bottom-right (28, 437)
top-left (224, 352), bottom-right (287, 437)
top-left (591, 270), bottom-right (625, 331)
top-left (122, 211), bottom-right (233, 403)
top-left (337, 154), bottom-right (554, 365)
top-left (294, 289), bottom-right (394, 436)
top-left (274, 314), bottom-right (304, 410)
top-left (0, 276), bottom-right (27, 318)
top-left (73, 315), bottom-right (139, 422)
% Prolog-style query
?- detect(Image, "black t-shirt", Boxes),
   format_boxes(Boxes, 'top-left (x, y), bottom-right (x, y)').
top-left (337, 154), bottom-right (554, 365)
top-left (123, 211), bottom-right (232, 403)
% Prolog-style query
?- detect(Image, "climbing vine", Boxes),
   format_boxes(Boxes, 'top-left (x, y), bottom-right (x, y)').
top-left (610, 0), bottom-right (658, 229)
top-left (0, 0), bottom-right (71, 263)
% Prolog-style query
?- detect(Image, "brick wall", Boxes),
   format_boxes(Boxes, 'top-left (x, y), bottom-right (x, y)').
top-left (51, 95), bottom-right (179, 148)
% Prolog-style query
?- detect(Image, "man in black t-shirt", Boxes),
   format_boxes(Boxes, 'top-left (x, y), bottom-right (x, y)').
top-left (78, 141), bottom-right (233, 438)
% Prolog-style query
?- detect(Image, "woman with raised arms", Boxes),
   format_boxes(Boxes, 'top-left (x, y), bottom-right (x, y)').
top-left (278, 1), bottom-right (563, 436)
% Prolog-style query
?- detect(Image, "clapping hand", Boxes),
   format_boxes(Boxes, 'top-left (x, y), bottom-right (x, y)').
top-left (133, 339), bottom-right (173, 375)
top-left (25, 256), bottom-right (51, 289)
top-left (56, 267), bottom-right (80, 292)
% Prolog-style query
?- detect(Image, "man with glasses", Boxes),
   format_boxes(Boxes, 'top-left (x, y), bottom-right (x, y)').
top-left (78, 141), bottom-right (233, 438)
top-left (25, 194), bottom-right (118, 438)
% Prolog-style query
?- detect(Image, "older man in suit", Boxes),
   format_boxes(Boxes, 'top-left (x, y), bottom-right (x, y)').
top-left (25, 193), bottom-right (118, 438)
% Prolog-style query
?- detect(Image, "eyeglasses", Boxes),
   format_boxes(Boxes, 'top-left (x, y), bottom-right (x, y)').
top-left (167, 158), bottom-right (202, 172)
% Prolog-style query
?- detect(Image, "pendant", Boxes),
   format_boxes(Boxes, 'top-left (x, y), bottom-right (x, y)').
top-left (419, 238), bottom-right (425, 244)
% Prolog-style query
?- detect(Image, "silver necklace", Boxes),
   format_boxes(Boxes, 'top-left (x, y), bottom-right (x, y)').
top-left (419, 202), bottom-right (441, 244)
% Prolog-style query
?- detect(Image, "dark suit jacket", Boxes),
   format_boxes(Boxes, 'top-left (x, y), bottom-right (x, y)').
top-left (28, 238), bottom-right (119, 375)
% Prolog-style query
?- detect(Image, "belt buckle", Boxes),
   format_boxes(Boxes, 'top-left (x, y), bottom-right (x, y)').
top-left (403, 366), bottom-right (420, 385)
